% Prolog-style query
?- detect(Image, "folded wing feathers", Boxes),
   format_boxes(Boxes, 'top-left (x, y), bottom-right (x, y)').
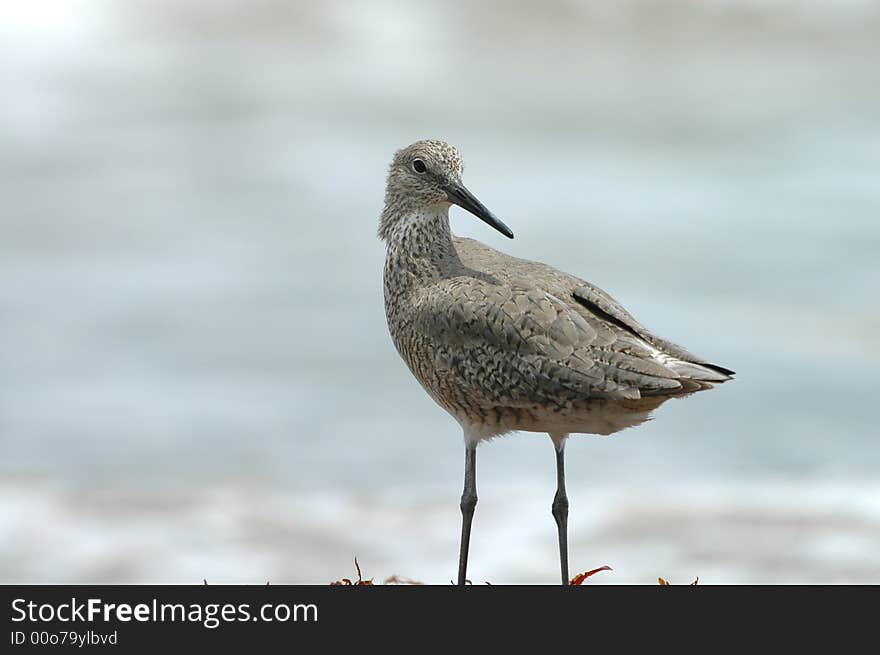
top-left (443, 237), bottom-right (734, 402)
top-left (571, 284), bottom-right (734, 383)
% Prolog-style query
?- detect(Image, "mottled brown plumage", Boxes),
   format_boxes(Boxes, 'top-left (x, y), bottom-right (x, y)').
top-left (380, 140), bottom-right (732, 443)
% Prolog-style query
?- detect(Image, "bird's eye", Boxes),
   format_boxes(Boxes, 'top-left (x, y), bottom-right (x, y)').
top-left (412, 159), bottom-right (427, 174)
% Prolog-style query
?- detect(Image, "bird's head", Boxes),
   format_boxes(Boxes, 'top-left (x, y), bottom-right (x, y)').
top-left (378, 139), bottom-right (513, 241)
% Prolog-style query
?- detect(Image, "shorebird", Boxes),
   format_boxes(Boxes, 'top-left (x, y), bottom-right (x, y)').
top-left (379, 140), bottom-right (734, 585)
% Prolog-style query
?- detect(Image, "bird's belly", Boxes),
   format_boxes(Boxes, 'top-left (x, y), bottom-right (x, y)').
top-left (453, 399), bottom-right (658, 441)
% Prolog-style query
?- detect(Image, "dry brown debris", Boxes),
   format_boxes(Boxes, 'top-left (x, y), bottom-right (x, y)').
top-left (658, 576), bottom-right (699, 585)
top-left (570, 565), bottom-right (613, 585)
top-left (331, 558), bottom-right (374, 586)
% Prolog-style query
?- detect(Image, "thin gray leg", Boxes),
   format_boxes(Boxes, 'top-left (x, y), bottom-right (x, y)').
top-left (552, 440), bottom-right (570, 585)
top-left (457, 444), bottom-right (478, 586)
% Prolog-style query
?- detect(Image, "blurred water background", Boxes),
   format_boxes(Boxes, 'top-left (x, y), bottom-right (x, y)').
top-left (1, 0), bottom-right (879, 583)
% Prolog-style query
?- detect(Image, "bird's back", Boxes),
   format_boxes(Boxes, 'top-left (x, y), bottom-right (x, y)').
top-left (452, 236), bottom-right (734, 383)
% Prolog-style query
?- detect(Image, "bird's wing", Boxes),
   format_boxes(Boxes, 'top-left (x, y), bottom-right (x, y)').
top-left (452, 236), bottom-right (735, 383)
top-left (415, 277), bottom-right (685, 404)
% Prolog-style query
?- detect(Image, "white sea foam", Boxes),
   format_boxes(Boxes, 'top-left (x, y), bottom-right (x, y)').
top-left (2, 480), bottom-right (878, 584)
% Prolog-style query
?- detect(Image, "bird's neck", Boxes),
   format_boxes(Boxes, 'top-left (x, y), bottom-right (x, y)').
top-left (382, 205), bottom-right (460, 284)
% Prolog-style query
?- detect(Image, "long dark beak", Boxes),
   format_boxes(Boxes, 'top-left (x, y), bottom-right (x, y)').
top-left (445, 183), bottom-right (514, 239)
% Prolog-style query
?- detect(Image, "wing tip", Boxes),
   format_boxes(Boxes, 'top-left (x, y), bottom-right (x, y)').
top-left (703, 363), bottom-right (736, 379)
top-left (667, 359), bottom-right (735, 383)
